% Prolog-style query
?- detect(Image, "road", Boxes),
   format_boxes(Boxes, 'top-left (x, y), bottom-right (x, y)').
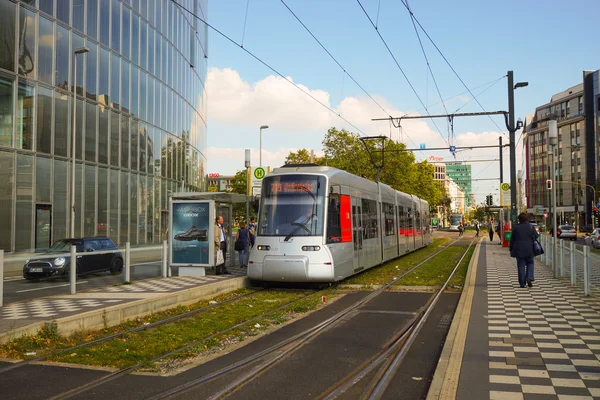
top-left (2, 261), bottom-right (164, 304)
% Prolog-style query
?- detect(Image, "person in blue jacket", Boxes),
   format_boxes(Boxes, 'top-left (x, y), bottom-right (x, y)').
top-left (236, 222), bottom-right (251, 268)
top-left (509, 212), bottom-right (539, 288)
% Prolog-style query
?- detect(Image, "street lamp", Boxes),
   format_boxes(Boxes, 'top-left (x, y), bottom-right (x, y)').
top-left (507, 71), bottom-right (528, 226)
top-left (549, 120), bottom-right (558, 277)
top-left (71, 47), bottom-right (89, 239)
top-left (259, 125), bottom-right (269, 167)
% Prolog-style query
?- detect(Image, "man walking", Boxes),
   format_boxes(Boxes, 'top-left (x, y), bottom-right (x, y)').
top-left (475, 222), bottom-right (480, 237)
top-left (214, 215), bottom-right (231, 275)
top-left (509, 212), bottom-right (539, 288)
top-left (488, 220), bottom-right (494, 242)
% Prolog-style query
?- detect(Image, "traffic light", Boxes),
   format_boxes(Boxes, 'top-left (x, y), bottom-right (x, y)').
top-left (486, 194), bottom-right (493, 206)
top-left (546, 179), bottom-right (552, 190)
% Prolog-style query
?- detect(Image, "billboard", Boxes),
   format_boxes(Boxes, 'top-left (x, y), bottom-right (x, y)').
top-left (169, 200), bottom-right (214, 266)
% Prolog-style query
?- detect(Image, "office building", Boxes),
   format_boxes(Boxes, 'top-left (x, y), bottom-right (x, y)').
top-left (445, 162), bottom-right (472, 207)
top-left (0, 0), bottom-right (209, 252)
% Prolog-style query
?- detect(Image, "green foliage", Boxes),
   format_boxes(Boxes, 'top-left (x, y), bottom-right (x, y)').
top-left (229, 170), bottom-right (254, 222)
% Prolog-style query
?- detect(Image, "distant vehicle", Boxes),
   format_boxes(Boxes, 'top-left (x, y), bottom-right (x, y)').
top-left (584, 229), bottom-right (600, 248)
top-left (449, 213), bottom-right (464, 232)
top-left (557, 225), bottom-right (577, 240)
top-left (23, 237), bottom-right (123, 281)
top-left (530, 223), bottom-right (541, 234)
top-left (580, 225), bottom-right (594, 234)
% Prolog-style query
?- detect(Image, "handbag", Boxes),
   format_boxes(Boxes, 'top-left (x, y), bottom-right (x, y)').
top-left (532, 226), bottom-right (544, 256)
top-left (234, 239), bottom-right (243, 251)
top-left (216, 249), bottom-right (225, 265)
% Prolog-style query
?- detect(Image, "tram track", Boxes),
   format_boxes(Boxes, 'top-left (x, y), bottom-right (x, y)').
top-left (143, 237), bottom-right (470, 400)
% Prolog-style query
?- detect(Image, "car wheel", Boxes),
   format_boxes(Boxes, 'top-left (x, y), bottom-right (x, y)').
top-left (110, 258), bottom-right (124, 275)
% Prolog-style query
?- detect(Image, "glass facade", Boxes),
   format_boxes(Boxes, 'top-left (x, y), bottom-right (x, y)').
top-left (0, 0), bottom-right (208, 252)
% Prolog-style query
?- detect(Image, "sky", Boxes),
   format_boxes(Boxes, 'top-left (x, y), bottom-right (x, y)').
top-left (202, 0), bottom-right (600, 205)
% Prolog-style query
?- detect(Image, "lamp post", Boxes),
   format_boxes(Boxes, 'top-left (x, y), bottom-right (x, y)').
top-left (259, 125), bottom-right (269, 167)
top-left (71, 47), bottom-right (89, 239)
top-left (549, 120), bottom-right (558, 277)
top-left (245, 149), bottom-right (251, 224)
top-left (507, 71), bottom-right (528, 226)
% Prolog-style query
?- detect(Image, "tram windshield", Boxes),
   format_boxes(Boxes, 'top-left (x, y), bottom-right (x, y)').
top-left (258, 174), bottom-right (326, 239)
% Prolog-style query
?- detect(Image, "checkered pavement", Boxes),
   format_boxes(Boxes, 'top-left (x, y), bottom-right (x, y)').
top-left (485, 240), bottom-right (600, 399)
top-left (0, 298), bottom-right (125, 320)
top-left (93, 275), bottom-right (226, 293)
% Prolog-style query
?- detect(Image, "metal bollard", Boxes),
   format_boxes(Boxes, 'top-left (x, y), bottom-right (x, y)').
top-left (0, 250), bottom-right (4, 307)
top-left (162, 240), bottom-right (168, 278)
top-left (570, 241), bottom-right (576, 285)
top-left (560, 239), bottom-right (565, 278)
top-left (125, 242), bottom-right (131, 282)
top-left (543, 235), bottom-right (548, 264)
top-left (70, 245), bottom-right (77, 295)
top-left (584, 246), bottom-right (590, 296)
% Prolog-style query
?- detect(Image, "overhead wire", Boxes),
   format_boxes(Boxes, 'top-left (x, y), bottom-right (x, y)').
top-left (398, 0), bottom-right (509, 140)
top-left (170, 0), bottom-right (368, 136)
top-left (355, 0), bottom-right (449, 146)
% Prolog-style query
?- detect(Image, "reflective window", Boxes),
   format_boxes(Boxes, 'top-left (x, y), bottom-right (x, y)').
top-left (129, 173), bottom-right (138, 243)
top-left (85, 164), bottom-right (96, 236)
top-left (131, 12), bottom-right (139, 65)
top-left (73, 34), bottom-right (85, 96)
top-left (18, 6), bottom-right (36, 79)
top-left (36, 86), bottom-right (52, 154)
top-left (85, 101), bottom-right (97, 161)
top-left (0, 75), bottom-right (14, 148)
top-left (39, 0), bottom-right (54, 16)
top-left (120, 170), bottom-right (129, 244)
top-left (98, 46), bottom-right (109, 105)
top-left (110, 110), bottom-right (119, 166)
top-left (98, 106), bottom-right (109, 164)
top-left (57, 0), bottom-right (70, 25)
top-left (0, 1), bottom-right (16, 73)
top-left (55, 24), bottom-right (70, 91)
top-left (0, 151), bottom-right (14, 250)
top-left (131, 65), bottom-right (138, 116)
top-left (131, 119), bottom-right (138, 171)
top-left (87, 0), bottom-right (98, 39)
top-left (99, 0), bottom-right (110, 46)
top-left (121, 59), bottom-right (130, 112)
top-left (54, 91), bottom-right (69, 157)
top-left (147, 75), bottom-right (154, 124)
top-left (121, 114), bottom-right (129, 168)
top-left (138, 174), bottom-right (146, 243)
top-left (53, 159), bottom-right (68, 241)
top-left (148, 28), bottom-right (154, 74)
top-left (146, 176), bottom-right (153, 243)
top-left (140, 20), bottom-right (147, 69)
top-left (15, 154), bottom-right (34, 251)
top-left (73, 0), bottom-right (85, 32)
top-left (16, 82), bottom-right (34, 150)
top-left (111, 0), bottom-right (120, 52)
top-left (86, 41), bottom-right (98, 100)
top-left (75, 98), bottom-right (83, 159)
top-left (36, 156), bottom-right (52, 203)
top-left (38, 16), bottom-right (54, 85)
top-left (139, 123), bottom-right (146, 173)
top-left (109, 168), bottom-right (119, 242)
top-left (110, 52), bottom-right (120, 108)
top-left (98, 167), bottom-right (108, 236)
top-left (139, 70), bottom-right (146, 120)
top-left (122, 6), bottom-right (130, 59)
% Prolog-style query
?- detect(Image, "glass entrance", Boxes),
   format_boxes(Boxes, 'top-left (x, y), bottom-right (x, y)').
top-left (35, 204), bottom-right (52, 250)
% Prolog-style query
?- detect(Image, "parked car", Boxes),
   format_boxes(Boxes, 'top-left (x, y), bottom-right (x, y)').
top-left (585, 228), bottom-right (600, 249)
top-left (557, 225), bottom-right (577, 240)
top-left (23, 237), bottom-right (123, 281)
top-left (580, 225), bottom-right (594, 234)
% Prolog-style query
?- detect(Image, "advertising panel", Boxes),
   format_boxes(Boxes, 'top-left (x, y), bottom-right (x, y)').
top-left (170, 200), bottom-right (214, 266)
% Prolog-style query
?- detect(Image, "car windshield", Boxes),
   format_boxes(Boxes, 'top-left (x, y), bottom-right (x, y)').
top-left (48, 239), bottom-right (77, 252)
top-left (258, 174), bottom-right (325, 239)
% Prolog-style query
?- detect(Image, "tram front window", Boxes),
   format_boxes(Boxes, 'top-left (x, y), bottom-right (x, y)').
top-left (258, 175), bottom-right (326, 238)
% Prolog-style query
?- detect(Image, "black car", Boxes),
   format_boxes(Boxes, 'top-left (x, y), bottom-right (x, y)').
top-left (23, 237), bottom-right (123, 281)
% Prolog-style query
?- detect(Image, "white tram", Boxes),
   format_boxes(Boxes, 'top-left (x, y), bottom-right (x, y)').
top-left (248, 165), bottom-right (432, 283)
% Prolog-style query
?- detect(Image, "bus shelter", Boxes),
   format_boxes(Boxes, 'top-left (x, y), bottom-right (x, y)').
top-left (169, 192), bottom-right (249, 277)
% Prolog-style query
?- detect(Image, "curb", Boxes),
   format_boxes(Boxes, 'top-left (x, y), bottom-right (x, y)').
top-left (0, 276), bottom-right (249, 344)
top-left (426, 238), bottom-right (482, 400)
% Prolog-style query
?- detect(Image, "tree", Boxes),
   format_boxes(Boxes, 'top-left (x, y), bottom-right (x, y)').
top-left (285, 148), bottom-right (319, 164)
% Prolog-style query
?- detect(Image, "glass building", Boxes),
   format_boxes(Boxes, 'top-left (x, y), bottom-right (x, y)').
top-left (0, 0), bottom-right (208, 253)
top-left (445, 163), bottom-right (472, 207)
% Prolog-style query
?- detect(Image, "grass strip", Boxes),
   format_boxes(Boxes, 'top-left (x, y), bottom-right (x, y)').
top-left (343, 238), bottom-right (452, 286)
top-left (394, 243), bottom-right (475, 291)
top-left (0, 289), bottom-right (336, 370)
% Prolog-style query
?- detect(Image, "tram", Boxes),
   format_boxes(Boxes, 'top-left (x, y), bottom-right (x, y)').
top-left (247, 165), bottom-right (432, 283)
top-left (449, 213), bottom-right (464, 232)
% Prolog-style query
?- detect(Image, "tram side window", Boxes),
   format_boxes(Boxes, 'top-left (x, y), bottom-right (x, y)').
top-left (415, 209), bottom-right (421, 232)
top-left (361, 198), bottom-right (378, 239)
top-left (398, 205), bottom-right (405, 235)
top-left (383, 202), bottom-right (395, 236)
top-left (326, 195), bottom-right (341, 243)
top-left (407, 207), bottom-right (413, 234)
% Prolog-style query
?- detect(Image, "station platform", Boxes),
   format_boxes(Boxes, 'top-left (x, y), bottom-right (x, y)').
top-left (429, 238), bottom-right (600, 400)
top-left (0, 265), bottom-right (248, 344)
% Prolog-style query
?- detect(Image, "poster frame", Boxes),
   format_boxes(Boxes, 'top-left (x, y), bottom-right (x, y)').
top-left (169, 199), bottom-right (215, 267)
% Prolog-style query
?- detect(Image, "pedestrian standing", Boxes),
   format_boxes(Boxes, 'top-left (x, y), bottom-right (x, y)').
top-left (458, 223), bottom-right (464, 237)
top-left (248, 218), bottom-right (256, 248)
top-left (509, 212), bottom-right (539, 288)
top-left (488, 220), bottom-right (494, 242)
top-left (236, 222), bottom-right (250, 267)
top-left (495, 222), bottom-right (501, 241)
top-left (475, 222), bottom-right (480, 237)
top-left (214, 216), bottom-right (231, 275)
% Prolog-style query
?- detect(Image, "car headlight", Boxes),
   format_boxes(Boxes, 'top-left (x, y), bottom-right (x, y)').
top-left (53, 257), bottom-right (66, 266)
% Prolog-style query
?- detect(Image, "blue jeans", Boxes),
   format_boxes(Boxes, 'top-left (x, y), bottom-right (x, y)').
top-left (516, 256), bottom-right (535, 287)
top-left (238, 247), bottom-right (249, 266)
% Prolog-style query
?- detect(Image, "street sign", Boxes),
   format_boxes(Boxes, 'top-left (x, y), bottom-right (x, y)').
top-left (501, 183), bottom-right (510, 191)
top-left (253, 167), bottom-right (265, 180)
top-left (449, 145), bottom-right (456, 153)
top-left (419, 143), bottom-right (426, 149)
top-left (533, 207), bottom-right (549, 216)
top-left (500, 183), bottom-right (510, 207)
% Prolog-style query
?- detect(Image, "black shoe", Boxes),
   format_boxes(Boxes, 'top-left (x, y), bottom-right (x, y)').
top-left (526, 279), bottom-right (533, 287)
top-left (174, 226), bottom-right (208, 242)
top-left (520, 285), bottom-right (526, 288)
top-left (223, 270), bottom-right (232, 275)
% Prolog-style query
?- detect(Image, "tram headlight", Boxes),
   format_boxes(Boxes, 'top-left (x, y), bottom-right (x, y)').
top-left (257, 245), bottom-right (271, 251)
top-left (301, 246), bottom-right (321, 251)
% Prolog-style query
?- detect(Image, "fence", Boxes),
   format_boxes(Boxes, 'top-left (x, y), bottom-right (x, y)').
top-left (538, 234), bottom-right (600, 296)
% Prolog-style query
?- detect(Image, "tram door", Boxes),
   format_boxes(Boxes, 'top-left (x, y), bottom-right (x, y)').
top-left (351, 197), bottom-right (364, 271)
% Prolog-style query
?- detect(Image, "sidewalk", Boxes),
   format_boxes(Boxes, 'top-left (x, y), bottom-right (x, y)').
top-left (0, 266), bottom-right (248, 343)
top-left (430, 238), bottom-right (600, 400)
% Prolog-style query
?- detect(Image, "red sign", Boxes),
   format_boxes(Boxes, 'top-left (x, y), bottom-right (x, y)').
top-left (429, 156), bottom-right (444, 162)
top-left (208, 173), bottom-right (220, 178)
